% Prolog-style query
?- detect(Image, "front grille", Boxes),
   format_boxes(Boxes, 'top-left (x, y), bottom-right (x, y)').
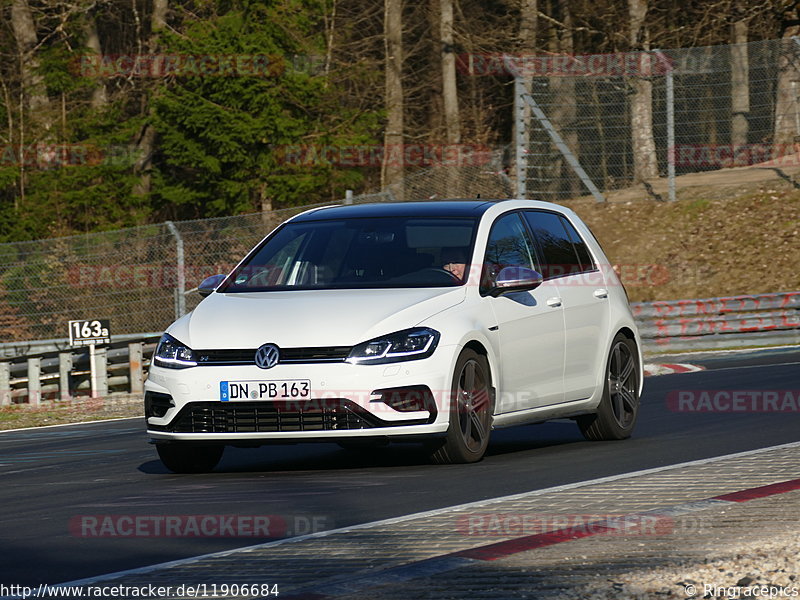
top-left (162, 400), bottom-right (373, 433)
top-left (280, 346), bottom-right (351, 363)
top-left (195, 346), bottom-right (351, 366)
top-left (196, 349), bottom-right (254, 365)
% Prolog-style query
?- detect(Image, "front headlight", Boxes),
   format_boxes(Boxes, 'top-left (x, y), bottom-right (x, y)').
top-left (153, 333), bottom-right (197, 369)
top-left (346, 327), bottom-right (440, 365)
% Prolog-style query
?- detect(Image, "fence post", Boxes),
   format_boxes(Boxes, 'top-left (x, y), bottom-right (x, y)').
top-left (656, 49), bottom-right (677, 202)
top-left (165, 221), bottom-right (186, 319)
top-left (0, 363), bottom-right (10, 406)
top-left (94, 347), bottom-right (108, 398)
top-left (514, 73), bottom-right (528, 199)
top-left (505, 56), bottom-right (605, 203)
top-left (344, 189), bottom-right (354, 204)
top-left (28, 357), bottom-right (41, 406)
top-left (129, 343), bottom-right (144, 395)
top-left (59, 352), bottom-right (73, 401)
top-left (666, 68), bottom-right (676, 202)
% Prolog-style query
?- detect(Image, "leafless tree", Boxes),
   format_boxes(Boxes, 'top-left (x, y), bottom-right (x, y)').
top-left (132, 0), bottom-right (168, 198)
top-left (773, 3), bottom-right (800, 150)
top-left (382, 0), bottom-right (405, 199)
top-left (627, 0), bottom-right (659, 182)
top-left (10, 0), bottom-right (50, 118)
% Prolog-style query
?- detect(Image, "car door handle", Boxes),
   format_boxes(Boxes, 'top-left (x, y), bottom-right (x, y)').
top-left (546, 297), bottom-right (562, 308)
top-left (593, 288), bottom-right (608, 299)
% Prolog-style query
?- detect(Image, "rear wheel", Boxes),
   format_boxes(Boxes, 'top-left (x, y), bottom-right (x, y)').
top-left (428, 349), bottom-right (493, 464)
top-left (156, 444), bottom-right (224, 473)
top-left (577, 333), bottom-right (640, 441)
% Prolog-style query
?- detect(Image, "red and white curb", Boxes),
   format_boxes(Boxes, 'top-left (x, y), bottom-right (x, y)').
top-left (284, 476), bottom-right (800, 599)
top-left (644, 362), bottom-right (705, 377)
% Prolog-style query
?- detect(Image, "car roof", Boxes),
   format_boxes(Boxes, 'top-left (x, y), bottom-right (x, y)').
top-left (291, 199), bottom-right (505, 221)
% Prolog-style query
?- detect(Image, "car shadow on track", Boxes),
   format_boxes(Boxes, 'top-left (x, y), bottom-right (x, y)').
top-left (138, 422), bottom-right (588, 474)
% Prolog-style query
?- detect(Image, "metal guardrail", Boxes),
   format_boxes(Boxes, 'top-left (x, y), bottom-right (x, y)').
top-left (634, 291), bottom-right (800, 353)
top-left (0, 335), bottom-right (160, 406)
top-left (1, 291), bottom-right (799, 405)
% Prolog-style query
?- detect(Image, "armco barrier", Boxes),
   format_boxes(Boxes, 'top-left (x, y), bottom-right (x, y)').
top-left (633, 291), bottom-right (800, 353)
top-left (1, 292), bottom-right (799, 405)
top-left (0, 335), bottom-right (160, 407)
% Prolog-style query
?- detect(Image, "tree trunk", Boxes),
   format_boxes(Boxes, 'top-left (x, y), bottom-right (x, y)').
top-left (133, 0), bottom-right (168, 198)
top-left (428, 0), bottom-right (444, 138)
top-left (383, 0), bottom-right (405, 200)
top-left (519, 0), bottom-right (537, 50)
top-left (10, 0), bottom-right (50, 120)
top-left (151, 0), bottom-right (168, 38)
top-left (440, 0), bottom-right (460, 146)
top-left (440, 0), bottom-right (460, 195)
top-left (627, 0), bottom-right (658, 183)
top-left (514, 0), bottom-right (537, 198)
top-left (258, 183), bottom-right (273, 228)
top-left (773, 7), bottom-right (800, 153)
top-left (730, 19), bottom-right (749, 150)
top-left (84, 11), bottom-right (108, 109)
top-left (548, 0), bottom-right (578, 198)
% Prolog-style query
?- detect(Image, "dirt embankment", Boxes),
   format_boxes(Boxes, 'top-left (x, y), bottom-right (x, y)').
top-left (562, 177), bottom-right (800, 303)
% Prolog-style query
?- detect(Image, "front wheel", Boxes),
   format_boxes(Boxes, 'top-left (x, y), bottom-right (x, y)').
top-left (577, 333), bottom-right (640, 441)
top-left (428, 349), bottom-right (494, 464)
top-left (156, 443), bottom-right (224, 473)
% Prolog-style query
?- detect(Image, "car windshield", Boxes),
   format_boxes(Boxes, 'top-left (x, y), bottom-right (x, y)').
top-left (220, 216), bottom-right (479, 292)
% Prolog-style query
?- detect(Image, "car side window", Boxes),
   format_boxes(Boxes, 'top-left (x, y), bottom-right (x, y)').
top-left (559, 216), bottom-right (596, 273)
top-left (480, 212), bottom-right (538, 294)
top-left (522, 210), bottom-right (585, 279)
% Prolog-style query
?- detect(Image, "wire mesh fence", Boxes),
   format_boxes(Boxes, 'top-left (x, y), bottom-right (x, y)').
top-left (3, 38), bottom-right (798, 344)
top-left (0, 164), bottom-right (509, 344)
top-left (511, 38), bottom-right (800, 201)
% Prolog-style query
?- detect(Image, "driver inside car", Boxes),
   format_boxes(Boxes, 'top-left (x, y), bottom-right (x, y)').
top-left (441, 247), bottom-right (467, 282)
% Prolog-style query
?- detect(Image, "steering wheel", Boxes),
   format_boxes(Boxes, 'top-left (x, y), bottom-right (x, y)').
top-left (416, 267), bottom-right (461, 283)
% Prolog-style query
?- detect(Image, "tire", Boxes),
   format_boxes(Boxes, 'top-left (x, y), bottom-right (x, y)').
top-left (577, 333), bottom-right (640, 441)
top-left (428, 349), bottom-right (494, 464)
top-left (156, 443), bottom-right (224, 473)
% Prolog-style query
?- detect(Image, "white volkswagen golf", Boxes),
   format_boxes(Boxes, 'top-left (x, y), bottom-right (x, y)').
top-left (145, 200), bottom-right (643, 472)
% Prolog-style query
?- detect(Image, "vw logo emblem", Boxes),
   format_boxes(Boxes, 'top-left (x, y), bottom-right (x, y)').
top-left (255, 343), bottom-right (280, 369)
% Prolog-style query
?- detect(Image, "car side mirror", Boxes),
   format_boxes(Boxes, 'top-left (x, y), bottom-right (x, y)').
top-left (198, 274), bottom-right (226, 297)
top-left (489, 266), bottom-right (543, 297)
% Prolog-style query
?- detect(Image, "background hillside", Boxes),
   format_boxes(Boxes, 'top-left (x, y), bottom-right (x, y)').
top-left (2, 0), bottom-right (800, 242)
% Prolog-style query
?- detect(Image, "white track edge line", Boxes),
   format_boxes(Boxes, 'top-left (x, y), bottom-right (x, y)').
top-left (54, 439), bottom-right (800, 589)
top-left (0, 416), bottom-right (141, 435)
top-left (646, 344), bottom-right (800, 358)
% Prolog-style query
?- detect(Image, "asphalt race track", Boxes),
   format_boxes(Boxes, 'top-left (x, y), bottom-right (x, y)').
top-left (1, 351), bottom-right (798, 586)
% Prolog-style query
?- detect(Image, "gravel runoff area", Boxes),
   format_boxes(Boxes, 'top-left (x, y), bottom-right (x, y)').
top-left (545, 527), bottom-right (799, 600)
top-left (0, 395), bottom-right (142, 430)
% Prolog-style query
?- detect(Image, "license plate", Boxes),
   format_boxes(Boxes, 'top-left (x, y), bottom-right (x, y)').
top-left (220, 379), bottom-right (311, 401)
